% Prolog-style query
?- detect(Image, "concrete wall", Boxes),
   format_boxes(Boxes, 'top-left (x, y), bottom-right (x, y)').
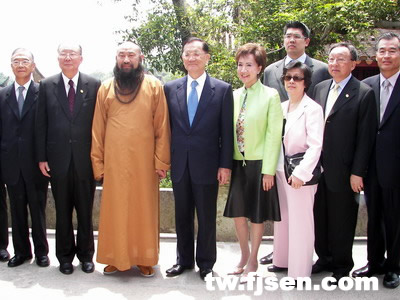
top-left (7, 185), bottom-right (367, 242)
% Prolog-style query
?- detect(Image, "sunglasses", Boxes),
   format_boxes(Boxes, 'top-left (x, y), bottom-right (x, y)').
top-left (282, 75), bottom-right (304, 82)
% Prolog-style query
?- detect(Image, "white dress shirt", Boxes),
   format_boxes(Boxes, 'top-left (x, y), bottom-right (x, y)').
top-left (187, 72), bottom-right (207, 103)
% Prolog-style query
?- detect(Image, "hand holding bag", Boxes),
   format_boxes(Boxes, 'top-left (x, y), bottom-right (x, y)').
top-left (282, 119), bottom-right (321, 186)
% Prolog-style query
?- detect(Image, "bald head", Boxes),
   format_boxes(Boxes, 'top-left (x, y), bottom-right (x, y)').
top-left (116, 41), bottom-right (144, 71)
top-left (116, 42), bottom-right (141, 56)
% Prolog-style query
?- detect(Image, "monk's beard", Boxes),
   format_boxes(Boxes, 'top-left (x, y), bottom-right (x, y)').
top-left (113, 62), bottom-right (145, 104)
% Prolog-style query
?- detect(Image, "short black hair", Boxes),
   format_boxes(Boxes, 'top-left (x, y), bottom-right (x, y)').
top-left (284, 21), bottom-right (310, 39)
top-left (281, 61), bottom-right (312, 92)
top-left (375, 32), bottom-right (400, 51)
top-left (329, 42), bottom-right (358, 61)
top-left (182, 37), bottom-right (210, 54)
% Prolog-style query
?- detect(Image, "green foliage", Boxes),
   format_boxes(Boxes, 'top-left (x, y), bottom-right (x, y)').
top-left (0, 72), bottom-right (10, 87)
top-left (120, 0), bottom-right (398, 88)
top-left (159, 171), bottom-right (172, 188)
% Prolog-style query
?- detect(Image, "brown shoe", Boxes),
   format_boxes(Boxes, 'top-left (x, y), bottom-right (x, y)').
top-left (103, 265), bottom-right (118, 275)
top-left (137, 265), bottom-right (155, 277)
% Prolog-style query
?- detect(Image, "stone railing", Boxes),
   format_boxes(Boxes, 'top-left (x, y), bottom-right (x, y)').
top-left (10, 185), bottom-right (367, 242)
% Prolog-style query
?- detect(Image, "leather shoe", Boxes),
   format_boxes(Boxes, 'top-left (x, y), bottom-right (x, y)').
top-left (59, 262), bottom-right (74, 275)
top-left (81, 261), bottom-right (95, 273)
top-left (259, 252), bottom-right (273, 265)
top-left (0, 249), bottom-right (10, 262)
top-left (199, 268), bottom-right (213, 281)
top-left (267, 265), bottom-right (288, 272)
top-left (36, 255), bottom-right (50, 267)
top-left (383, 272), bottom-right (400, 289)
top-left (327, 273), bottom-right (349, 286)
top-left (352, 263), bottom-right (385, 278)
top-left (311, 263), bottom-right (331, 274)
top-left (7, 255), bottom-right (32, 267)
top-left (166, 264), bottom-right (194, 277)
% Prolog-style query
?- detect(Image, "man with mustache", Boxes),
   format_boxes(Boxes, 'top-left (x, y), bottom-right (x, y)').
top-left (91, 42), bottom-right (170, 277)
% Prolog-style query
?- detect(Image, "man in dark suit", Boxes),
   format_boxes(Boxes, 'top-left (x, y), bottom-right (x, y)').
top-left (352, 32), bottom-right (400, 289)
top-left (311, 43), bottom-right (377, 282)
top-left (164, 37), bottom-right (233, 280)
top-left (0, 180), bottom-right (7, 262)
top-left (260, 21), bottom-right (330, 265)
top-left (0, 81), bottom-right (8, 261)
top-left (263, 21), bottom-right (330, 102)
top-left (0, 49), bottom-right (49, 268)
top-left (35, 44), bottom-right (101, 275)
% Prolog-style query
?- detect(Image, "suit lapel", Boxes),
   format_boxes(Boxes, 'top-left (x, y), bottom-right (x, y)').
top-left (319, 79), bottom-right (332, 117)
top-left (380, 75), bottom-right (400, 127)
top-left (275, 60), bottom-right (288, 99)
top-left (73, 73), bottom-right (87, 119)
top-left (191, 74), bottom-right (214, 129)
top-left (328, 77), bottom-right (356, 119)
top-left (369, 76), bottom-right (380, 122)
top-left (304, 55), bottom-right (314, 70)
top-left (20, 81), bottom-right (38, 120)
top-left (5, 85), bottom-right (20, 120)
top-left (284, 96), bottom-right (306, 137)
top-left (54, 74), bottom-right (72, 120)
top-left (176, 76), bottom-right (190, 130)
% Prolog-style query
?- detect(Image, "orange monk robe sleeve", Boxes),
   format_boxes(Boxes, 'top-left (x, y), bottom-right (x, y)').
top-left (153, 83), bottom-right (171, 171)
top-left (91, 82), bottom-right (108, 181)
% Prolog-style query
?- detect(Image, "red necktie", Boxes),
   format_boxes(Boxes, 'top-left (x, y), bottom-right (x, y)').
top-left (68, 79), bottom-right (75, 113)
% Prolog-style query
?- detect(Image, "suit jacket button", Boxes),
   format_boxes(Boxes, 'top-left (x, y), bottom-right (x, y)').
top-left (69, 139), bottom-right (72, 143)
top-left (377, 131), bottom-right (380, 134)
top-left (326, 120), bottom-right (330, 123)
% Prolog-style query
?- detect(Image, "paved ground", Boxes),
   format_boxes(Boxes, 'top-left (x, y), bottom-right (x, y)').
top-left (0, 232), bottom-right (398, 300)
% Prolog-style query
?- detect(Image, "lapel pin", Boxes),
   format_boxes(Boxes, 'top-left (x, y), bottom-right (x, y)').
top-left (80, 90), bottom-right (84, 94)
top-left (346, 94), bottom-right (349, 98)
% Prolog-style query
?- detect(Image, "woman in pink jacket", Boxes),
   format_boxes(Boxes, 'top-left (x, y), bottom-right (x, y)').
top-left (268, 61), bottom-right (324, 279)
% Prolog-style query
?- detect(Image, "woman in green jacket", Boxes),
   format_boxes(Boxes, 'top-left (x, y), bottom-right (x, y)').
top-left (224, 43), bottom-right (283, 278)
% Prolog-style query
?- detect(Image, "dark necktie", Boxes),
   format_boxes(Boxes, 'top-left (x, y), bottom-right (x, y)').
top-left (17, 86), bottom-right (25, 116)
top-left (68, 79), bottom-right (75, 113)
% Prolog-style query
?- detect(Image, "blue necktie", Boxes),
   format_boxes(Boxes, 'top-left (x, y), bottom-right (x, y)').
top-left (188, 80), bottom-right (198, 126)
top-left (17, 86), bottom-right (25, 116)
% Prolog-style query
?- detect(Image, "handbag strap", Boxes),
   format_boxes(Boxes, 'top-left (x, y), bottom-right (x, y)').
top-left (281, 118), bottom-right (287, 156)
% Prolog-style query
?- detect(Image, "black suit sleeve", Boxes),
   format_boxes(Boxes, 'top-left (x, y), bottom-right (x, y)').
top-left (218, 84), bottom-right (233, 170)
top-left (35, 80), bottom-right (48, 163)
top-left (351, 87), bottom-right (377, 177)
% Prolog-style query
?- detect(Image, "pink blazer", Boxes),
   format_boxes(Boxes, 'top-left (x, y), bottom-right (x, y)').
top-left (282, 94), bottom-right (324, 183)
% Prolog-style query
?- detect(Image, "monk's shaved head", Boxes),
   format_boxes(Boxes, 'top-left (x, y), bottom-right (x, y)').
top-left (116, 42), bottom-right (141, 55)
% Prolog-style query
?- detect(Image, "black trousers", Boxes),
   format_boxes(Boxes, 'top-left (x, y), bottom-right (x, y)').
top-left (380, 186), bottom-right (400, 273)
top-left (7, 172), bottom-right (48, 257)
top-left (0, 183), bottom-right (8, 250)
top-left (51, 160), bottom-right (95, 264)
top-left (314, 174), bottom-right (359, 275)
top-left (172, 165), bottom-right (218, 270)
top-left (364, 170), bottom-right (386, 269)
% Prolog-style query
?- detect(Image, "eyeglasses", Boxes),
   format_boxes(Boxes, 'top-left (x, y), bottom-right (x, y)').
top-left (182, 51), bottom-right (206, 59)
top-left (284, 34), bottom-right (306, 40)
top-left (59, 52), bottom-right (80, 59)
top-left (328, 57), bottom-right (350, 64)
top-left (11, 60), bottom-right (31, 67)
top-left (282, 75), bottom-right (304, 82)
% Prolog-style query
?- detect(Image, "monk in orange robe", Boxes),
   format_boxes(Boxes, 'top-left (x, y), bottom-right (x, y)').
top-left (91, 42), bottom-right (170, 277)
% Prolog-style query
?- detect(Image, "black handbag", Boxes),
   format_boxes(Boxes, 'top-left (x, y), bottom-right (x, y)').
top-left (282, 119), bottom-right (321, 186)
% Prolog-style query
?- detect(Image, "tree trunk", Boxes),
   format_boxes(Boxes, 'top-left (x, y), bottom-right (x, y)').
top-left (172, 0), bottom-right (192, 44)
